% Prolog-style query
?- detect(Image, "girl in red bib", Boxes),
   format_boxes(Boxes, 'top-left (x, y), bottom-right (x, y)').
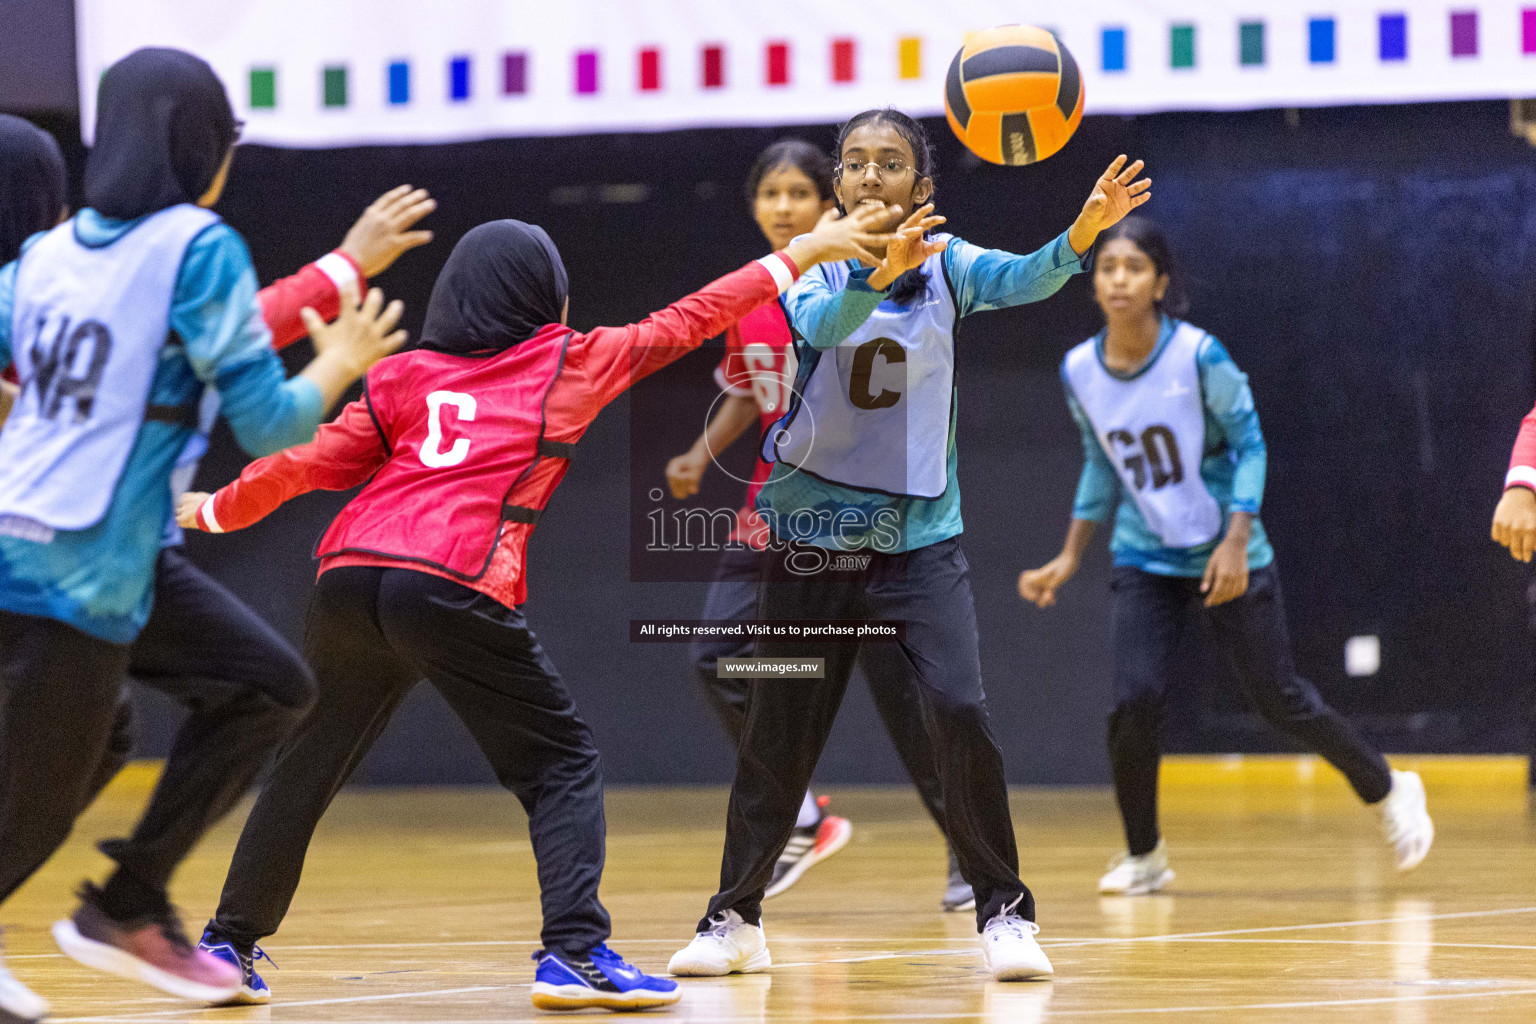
top-left (179, 209), bottom-right (901, 1012)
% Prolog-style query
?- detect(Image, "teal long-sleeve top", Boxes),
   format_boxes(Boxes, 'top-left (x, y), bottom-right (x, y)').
top-left (0, 209), bottom-right (325, 643)
top-left (1065, 316), bottom-right (1274, 577)
top-left (759, 230), bottom-right (1088, 552)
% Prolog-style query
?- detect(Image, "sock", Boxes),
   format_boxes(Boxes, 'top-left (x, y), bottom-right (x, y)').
top-left (795, 791), bottom-right (820, 829)
top-left (93, 869), bottom-right (169, 923)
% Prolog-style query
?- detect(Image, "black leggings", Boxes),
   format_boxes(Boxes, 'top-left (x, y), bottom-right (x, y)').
top-left (210, 566), bottom-right (611, 958)
top-left (691, 544), bottom-right (949, 833)
top-left (0, 548), bottom-right (314, 914)
top-left (1107, 564), bottom-right (1393, 856)
top-left (703, 536), bottom-right (1028, 933)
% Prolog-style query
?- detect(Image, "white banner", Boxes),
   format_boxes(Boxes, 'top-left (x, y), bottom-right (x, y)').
top-left (76, 0), bottom-right (1536, 147)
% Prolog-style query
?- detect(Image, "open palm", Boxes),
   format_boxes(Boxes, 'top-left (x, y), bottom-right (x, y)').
top-left (1079, 155), bottom-right (1151, 234)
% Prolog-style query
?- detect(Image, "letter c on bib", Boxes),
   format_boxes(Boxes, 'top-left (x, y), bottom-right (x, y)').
top-left (422, 390), bottom-right (477, 468)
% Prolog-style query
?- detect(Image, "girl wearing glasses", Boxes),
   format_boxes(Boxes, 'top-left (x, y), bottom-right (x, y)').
top-left (670, 107), bottom-right (1147, 983)
top-left (663, 138), bottom-right (972, 912)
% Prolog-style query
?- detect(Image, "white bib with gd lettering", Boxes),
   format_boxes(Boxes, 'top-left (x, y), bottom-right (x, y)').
top-left (766, 240), bottom-right (956, 499)
top-left (1063, 320), bottom-right (1222, 549)
top-left (0, 205), bottom-right (218, 530)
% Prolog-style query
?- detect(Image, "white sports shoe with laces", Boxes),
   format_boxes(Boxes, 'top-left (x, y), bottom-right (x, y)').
top-left (667, 909), bottom-right (771, 977)
top-left (1098, 839), bottom-right (1175, 895)
top-left (981, 897), bottom-right (1053, 981)
top-left (1378, 769), bottom-right (1433, 871)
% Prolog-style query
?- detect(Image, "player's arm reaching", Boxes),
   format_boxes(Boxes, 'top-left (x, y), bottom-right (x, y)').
top-left (177, 289), bottom-right (405, 533)
top-left (561, 203), bottom-right (898, 411)
top-left (666, 392), bottom-right (760, 499)
top-left (1492, 400), bottom-right (1536, 561)
top-left (260, 185), bottom-right (435, 349)
top-left (787, 157), bottom-right (1150, 349)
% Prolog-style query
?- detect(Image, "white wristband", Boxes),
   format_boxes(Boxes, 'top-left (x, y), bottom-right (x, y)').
top-left (316, 252), bottom-right (359, 292)
top-left (757, 253), bottom-right (796, 295)
top-left (200, 495), bottom-right (224, 534)
top-left (1506, 466), bottom-right (1536, 492)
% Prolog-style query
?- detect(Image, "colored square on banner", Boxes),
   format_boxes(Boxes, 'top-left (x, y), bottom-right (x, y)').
top-left (1170, 24), bottom-right (1195, 68)
top-left (1526, 9), bottom-right (1536, 53)
top-left (766, 42), bottom-right (789, 85)
top-left (576, 51), bottom-right (598, 95)
top-left (1102, 27), bottom-right (1127, 71)
top-left (832, 38), bottom-right (855, 82)
top-left (1379, 14), bottom-right (1407, 61)
top-left (639, 48), bottom-right (661, 91)
top-left (323, 65), bottom-right (347, 108)
top-left (1309, 18), bottom-right (1336, 63)
top-left (387, 61), bottom-right (409, 105)
top-left (503, 52), bottom-right (527, 95)
top-left (449, 56), bottom-right (470, 100)
top-left (898, 37), bottom-right (921, 79)
top-left (249, 67), bottom-right (275, 109)
top-left (1449, 11), bottom-right (1477, 56)
top-left (703, 45), bottom-right (724, 88)
top-left (1239, 21), bottom-right (1264, 65)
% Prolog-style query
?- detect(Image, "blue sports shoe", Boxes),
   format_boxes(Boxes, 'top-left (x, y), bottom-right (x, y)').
top-left (530, 944), bottom-right (681, 1011)
top-left (197, 928), bottom-right (272, 1005)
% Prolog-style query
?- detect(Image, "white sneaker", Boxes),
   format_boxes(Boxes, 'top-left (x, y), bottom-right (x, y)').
top-left (981, 897), bottom-right (1053, 981)
top-left (1379, 769), bottom-right (1433, 871)
top-left (1098, 840), bottom-right (1175, 895)
top-left (0, 950), bottom-right (48, 1024)
top-left (667, 909), bottom-right (771, 977)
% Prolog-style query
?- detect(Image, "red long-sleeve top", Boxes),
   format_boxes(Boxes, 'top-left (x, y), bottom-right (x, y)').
top-left (192, 252), bottom-right (800, 608)
top-left (1507, 403), bottom-right (1536, 493)
top-left (260, 251), bottom-right (365, 350)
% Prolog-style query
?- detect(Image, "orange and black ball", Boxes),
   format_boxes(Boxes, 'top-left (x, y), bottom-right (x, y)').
top-left (944, 25), bottom-right (1085, 166)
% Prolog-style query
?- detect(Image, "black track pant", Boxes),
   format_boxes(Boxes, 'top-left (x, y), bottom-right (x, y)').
top-left (0, 547), bottom-right (314, 910)
top-left (702, 536), bottom-right (1028, 934)
top-left (1108, 564), bottom-right (1394, 857)
top-left (691, 544), bottom-right (949, 832)
top-left (210, 566), bottom-right (611, 958)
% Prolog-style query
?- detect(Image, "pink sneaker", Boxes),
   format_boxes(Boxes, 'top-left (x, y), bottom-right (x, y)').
top-left (52, 890), bottom-right (240, 1003)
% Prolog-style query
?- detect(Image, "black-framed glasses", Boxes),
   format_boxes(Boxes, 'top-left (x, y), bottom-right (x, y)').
top-left (233, 119), bottom-right (247, 144)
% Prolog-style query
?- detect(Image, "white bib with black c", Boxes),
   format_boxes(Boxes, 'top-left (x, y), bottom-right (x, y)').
top-left (765, 239), bottom-right (956, 499)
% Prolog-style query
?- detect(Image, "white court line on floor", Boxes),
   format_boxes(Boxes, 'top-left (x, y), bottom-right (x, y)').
top-left (50, 985), bottom-right (511, 1022)
top-left (1165, 937), bottom-right (1536, 952)
top-left (1043, 904), bottom-right (1536, 948)
top-left (45, 985), bottom-right (1536, 1024)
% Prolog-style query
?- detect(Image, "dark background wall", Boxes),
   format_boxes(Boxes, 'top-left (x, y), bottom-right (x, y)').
top-left (4, 4), bottom-right (1534, 784)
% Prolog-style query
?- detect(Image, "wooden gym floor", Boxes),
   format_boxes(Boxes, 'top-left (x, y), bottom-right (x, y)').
top-left (6, 756), bottom-right (1534, 1022)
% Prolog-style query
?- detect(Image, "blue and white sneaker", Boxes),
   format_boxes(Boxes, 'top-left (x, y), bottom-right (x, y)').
top-left (196, 929), bottom-right (272, 1005)
top-left (530, 944), bottom-right (681, 1012)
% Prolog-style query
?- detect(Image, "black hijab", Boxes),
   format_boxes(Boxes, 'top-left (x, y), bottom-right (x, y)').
top-left (419, 220), bottom-right (570, 355)
top-left (0, 115), bottom-right (66, 266)
top-left (84, 48), bottom-right (237, 221)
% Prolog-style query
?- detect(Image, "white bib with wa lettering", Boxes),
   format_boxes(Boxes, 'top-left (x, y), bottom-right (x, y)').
top-left (766, 240), bottom-right (956, 499)
top-left (1063, 320), bottom-right (1222, 549)
top-left (0, 204), bottom-right (218, 530)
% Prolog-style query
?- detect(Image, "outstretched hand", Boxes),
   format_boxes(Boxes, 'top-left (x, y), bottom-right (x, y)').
top-left (1068, 156), bottom-right (1151, 255)
top-left (868, 204), bottom-right (948, 290)
top-left (786, 204), bottom-right (904, 268)
top-left (339, 185), bottom-right (436, 277)
top-left (305, 281), bottom-right (408, 377)
top-left (1493, 486), bottom-right (1536, 562)
top-left (177, 491), bottom-right (210, 530)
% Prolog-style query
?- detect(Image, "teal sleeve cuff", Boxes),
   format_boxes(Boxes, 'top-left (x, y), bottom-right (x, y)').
top-left (846, 266), bottom-right (890, 294)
